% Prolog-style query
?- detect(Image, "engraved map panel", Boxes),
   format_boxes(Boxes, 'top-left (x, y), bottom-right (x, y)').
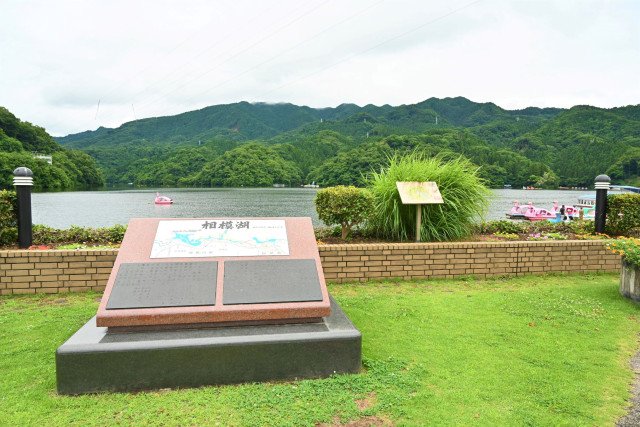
top-left (150, 219), bottom-right (289, 258)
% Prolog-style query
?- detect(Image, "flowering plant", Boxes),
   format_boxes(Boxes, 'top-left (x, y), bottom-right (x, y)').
top-left (473, 232), bottom-right (519, 242)
top-left (606, 237), bottom-right (640, 269)
top-left (527, 232), bottom-right (568, 241)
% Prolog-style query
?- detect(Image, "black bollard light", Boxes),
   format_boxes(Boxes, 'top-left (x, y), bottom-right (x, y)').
top-left (13, 167), bottom-right (33, 249)
top-left (594, 174), bottom-right (610, 235)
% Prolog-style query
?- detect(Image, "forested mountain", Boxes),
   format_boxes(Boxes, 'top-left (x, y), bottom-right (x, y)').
top-left (0, 107), bottom-right (104, 190)
top-left (52, 97), bottom-right (640, 189)
top-left (56, 101), bottom-right (365, 150)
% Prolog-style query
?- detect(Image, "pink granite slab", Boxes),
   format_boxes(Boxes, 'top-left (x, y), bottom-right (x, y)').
top-left (96, 217), bottom-right (331, 328)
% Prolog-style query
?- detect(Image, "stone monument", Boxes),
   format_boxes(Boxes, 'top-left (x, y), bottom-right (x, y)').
top-left (56, 217), bottom-right (361, 395)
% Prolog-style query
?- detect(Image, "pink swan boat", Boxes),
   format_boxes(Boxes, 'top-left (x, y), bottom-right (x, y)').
top-left (523, 203), bottom-right (556, 221)
top-left (506, 200), bottom-right (529, 219)
top-left (155, 192), bottom-right (173, 204)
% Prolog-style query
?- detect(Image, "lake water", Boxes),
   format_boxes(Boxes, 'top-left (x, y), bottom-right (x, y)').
top-left (31, 187), bottom-right (596, 229)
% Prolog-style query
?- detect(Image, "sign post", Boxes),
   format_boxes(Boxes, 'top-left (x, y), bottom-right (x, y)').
top-left (396, 182), bottom-right (444, 242)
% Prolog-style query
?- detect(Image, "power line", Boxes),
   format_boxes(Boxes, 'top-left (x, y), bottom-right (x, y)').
top-left (93, 1), bottom-right (243, 104)
top-left (135, 0), bottom-right (333, 115)
top-left (160, 0), bottom-right (388, 112)
top-left (123, 1), bottom-right (274, 105)
top-left (260, 0), bottom-right (486, 98)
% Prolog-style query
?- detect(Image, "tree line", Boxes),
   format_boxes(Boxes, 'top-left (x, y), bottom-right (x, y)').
top-left (11, 97), bottom-right (640, 190)
top-left (0, 107), bottom-right (104, 190)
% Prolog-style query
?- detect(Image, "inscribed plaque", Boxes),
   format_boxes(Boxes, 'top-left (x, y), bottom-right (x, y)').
top-left (223, 259), bottom-right (323, 305)
top-left (106, 262), bottom-right (217, 309)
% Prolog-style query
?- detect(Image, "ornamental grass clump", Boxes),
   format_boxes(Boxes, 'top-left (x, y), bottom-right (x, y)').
top-left (606, 237), bottom-right (640, 268)
top-left (367, 151), bottom-right (491, 241)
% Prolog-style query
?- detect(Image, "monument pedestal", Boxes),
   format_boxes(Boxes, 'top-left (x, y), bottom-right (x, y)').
top-left (56, 296), bottom-right (361, 395)
top-left (56, 217), bottom-right (361, 395)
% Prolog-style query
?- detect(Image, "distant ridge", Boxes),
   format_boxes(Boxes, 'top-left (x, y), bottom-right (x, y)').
top-left (51, 97), bottom-right (640, 189)
top-left (54, 97), bottom-right (561, 149)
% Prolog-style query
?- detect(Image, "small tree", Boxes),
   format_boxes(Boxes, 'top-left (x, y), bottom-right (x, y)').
top-left (315, 186), bottom-right (374, 239)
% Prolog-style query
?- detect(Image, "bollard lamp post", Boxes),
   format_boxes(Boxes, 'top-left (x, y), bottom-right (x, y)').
top-left (594, 174), bottom-right (610, 235)
top-left (13, 167), bottom-right (33, 249)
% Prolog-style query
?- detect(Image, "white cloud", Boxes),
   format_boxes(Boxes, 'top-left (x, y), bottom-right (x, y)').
top-left (1, 0), bottom-right (638, 136)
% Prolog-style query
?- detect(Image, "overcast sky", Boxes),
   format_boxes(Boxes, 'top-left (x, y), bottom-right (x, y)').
top-left (1, 0), bottom-right (639, 137)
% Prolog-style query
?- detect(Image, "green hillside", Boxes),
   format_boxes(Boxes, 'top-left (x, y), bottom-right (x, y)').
top-left (0, 107), bottom-right (104, 190)
top-left (51, 97), bottom-right (640, 189)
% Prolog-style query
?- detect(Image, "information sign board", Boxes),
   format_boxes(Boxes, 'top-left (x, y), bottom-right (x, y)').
top-left (396, 181), bottom-right (444, 205)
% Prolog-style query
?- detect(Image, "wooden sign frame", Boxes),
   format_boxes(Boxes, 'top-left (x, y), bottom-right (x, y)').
top-left (396, 182), bottom-right (444, 242)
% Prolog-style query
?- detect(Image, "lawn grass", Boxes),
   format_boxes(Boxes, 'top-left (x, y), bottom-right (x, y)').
top-left (1, 273), bottom-right (640, 426)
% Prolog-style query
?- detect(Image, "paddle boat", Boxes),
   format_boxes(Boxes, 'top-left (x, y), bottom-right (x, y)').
top-left (523, 204), bottom-right (556, 221)
top-left (550, 201), bottom-right (580, 219)
top-left (582, 206), bottom-right (595, 219)
top-left (506, 200), bottom-right (529, 219)
top-left (155, 192), bottom-right (173, 204)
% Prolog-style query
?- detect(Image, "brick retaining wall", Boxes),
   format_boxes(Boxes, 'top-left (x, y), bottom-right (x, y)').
top-left (317, 240), bottom-right (620, 283)
top-left (0, 241), bottom-right (620, 295)
top-left (0, 249), bottom-right (118, 295)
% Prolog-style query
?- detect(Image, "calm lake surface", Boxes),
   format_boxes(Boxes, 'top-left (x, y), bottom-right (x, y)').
top-left (32, 187), bottom-right (596, 229)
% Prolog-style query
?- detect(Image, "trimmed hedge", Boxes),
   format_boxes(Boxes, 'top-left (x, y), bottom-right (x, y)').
top-left (32, 224), bottom-right (127, 246)
top-left (606, 193), bottom-right (640, 236)
top-left (0, 190), bottom-right (18, 245)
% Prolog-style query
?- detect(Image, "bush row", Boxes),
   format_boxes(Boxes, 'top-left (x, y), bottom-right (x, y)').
top-left (0, 190), bottom-right (17, 245)
top-left (606, 193), bottom-right (640, 236)
top-left (32, 224), bottom-right (127, 246)
top-left (471, 218), bottom-right (595, 237)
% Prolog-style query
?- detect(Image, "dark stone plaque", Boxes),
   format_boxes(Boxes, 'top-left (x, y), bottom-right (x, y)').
top-left (106, 262), bottom-right (217, 310)
top-left (223, 259), bottom-right (322, 305)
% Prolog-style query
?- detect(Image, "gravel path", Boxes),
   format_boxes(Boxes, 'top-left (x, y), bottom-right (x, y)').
top-left (617, 348), bottom-right (640, 427)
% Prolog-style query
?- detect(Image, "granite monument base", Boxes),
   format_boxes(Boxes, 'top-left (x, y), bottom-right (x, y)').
top-left (56, 296), bottom-right (361, 395)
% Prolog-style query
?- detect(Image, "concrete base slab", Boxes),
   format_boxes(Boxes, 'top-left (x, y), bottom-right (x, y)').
top-left (56, 295), bottom-right (361, 395)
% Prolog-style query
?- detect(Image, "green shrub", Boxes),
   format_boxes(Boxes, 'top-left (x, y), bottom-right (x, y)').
top-left (367, 152), bottom-right (491, 241)
top-left (474, 218), bottom-right (595, 238)
top-left (566, 219), bottom-right (595, 235)
top-left (474, 219), bottom-right (525, 235)
top-left (314, 186), bottom-right (374, 239)
top-left (606, 193), bottom-right (640, 236)
top-left (0, 190), bottom-right (18, 245)
top-left (32, 224), bottom-right (127, 245)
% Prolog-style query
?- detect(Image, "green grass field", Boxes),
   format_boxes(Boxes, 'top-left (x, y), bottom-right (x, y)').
top-left (1, 273), bottom-right (639, 426)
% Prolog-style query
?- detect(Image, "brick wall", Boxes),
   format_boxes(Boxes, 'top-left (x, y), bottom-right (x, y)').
top-left (0, 249), bottom-right (118, 295)
top-left (0, 241), bottom-right (620, 294)
top-left (317, 240), bottom-right (620, 283)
